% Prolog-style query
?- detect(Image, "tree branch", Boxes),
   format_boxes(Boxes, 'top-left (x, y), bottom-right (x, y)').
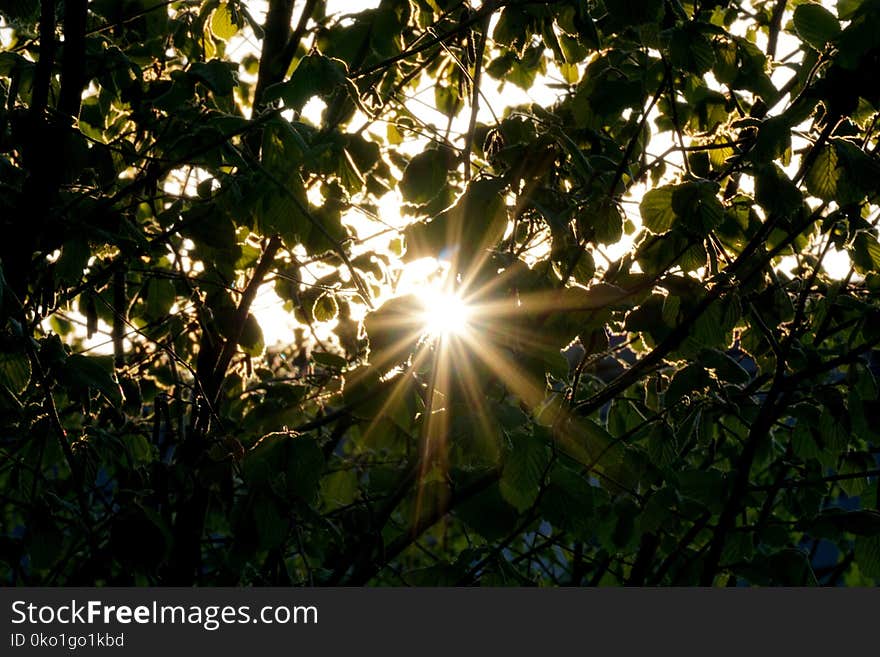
top-left (461, 16), bottom-right (489, 182)
top-left (766, 0), bottom-right (788, 61)
top-left (347, 468), bottom-right (502, 584)
top-left (208, 234), bottom-right (283, 408)
top-left (58, 0), bottom-right (89, 119)
top-left (251, 0), bottom-right (296, 116)
top-left (279, 0), bottom-right (321, 80)
top-left (699, 383), bottom-right (789, 585)
top-left (351, 0), bottom-right (504, 80)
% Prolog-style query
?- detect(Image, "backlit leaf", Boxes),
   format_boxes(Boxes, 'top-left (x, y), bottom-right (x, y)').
top-left (855, 536), bottom-right (880, 578)
top-left (500, 432), bottom-right (550, 511)
top-left (640, 185), bottom-right (676, 233)
top-left (238, 313), bottom-right (265, 357)
top-left (794, 3), bottom-right (841, 50)
top-left (805, 144), bottom-right (839, 200)
top-left (210, 4), bottom-right (239, 40)
top-left (313, 293), bottom-right (339, 322)
top-left (60, 355), bottom-right (122, 404)
top-left (0, 351), bottom-right (31, 395)
top-left (270, 54), bottom-right (348, 112)
top-left (400, 150), bottom-right (449, 204)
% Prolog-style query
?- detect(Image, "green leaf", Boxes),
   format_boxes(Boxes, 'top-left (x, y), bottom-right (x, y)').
top-left (565, 283), bottom-right (632, 310)
top-left (261, 121), bottom-right (306, 174)
top-left (238, 313), bottom-right (265, 357)
top-left (640, 185), bottom-right (676, 233)
top-left (755, 164), bottom-right (802, 216)
top-left (254, 174), bottom-right (310, 248)
top-left (189, 59), bottom-right (235, 96)
top-left (837, 0), bottom-right (863, 20)
top-left (55, 238), bottom-right (91, 285)
top-left (403, 214), bottom-right (449, 262)
top-left (558, 32), bottom-right (588, 64)
top-left (676, 469), bottom-right (727, 512)
top-left (793, 3), bottom-right (841, 50)
top-left (839, 454), bottom-right (873, 496)
top-left (768, 548), bottom-right (818, 585)
top-left (60, 355), bottom-right (122, 404)
top-left (0, 0), bottom-right (39, 23)
top-left (626, 294), bottom-right (670, 342)
top-left (486, 53), bottom-right (515, 80)
top-left (492, 6), bottom-right (529, 51)
top-left (141, 278), bottom-right (176, 322)
top-left (805, 144), bottom-right (839, 200)
top-left (500, 432), bottom-right (549, 512)
top-left (850, 230), bottom-right (880, 274)
top-left (668, 28), bottom-right (715, 75)
top-left (731, 38), bottom-right (778, 103)
top-left (835, 139), bottom-right (880, 202)
top-left (645, 422), bottom-right (678, 468)
top-left (805, 509), bottom-right (880, 537)
top-left (639, 488), bottom-right (676, 534)
top-left (687, 298), bottom-right (736, 351)
top-left (400, 150), bottom-right (449, 204)
top-left (751, 115), bottom-right (793, 164)
top-left (210, 4), bottom-right (239, 40)
top-left (540, 466), bottom-right (598, 538)
top-left (713, 38), bottom-right (738, 84)
top-left (285, 436), bottom-right (324, 502)
top-left (363, 294), bottom-right (423, 365)
top-left (405, 563), bottom-right (465, 586)
top-left (586, 200), bottom-right (623, 245)
top-left (321, 469), bottom-right (359, 511)
top-left (270, 54), bottom-right (348, 112)
top-left (722, 532), bottom-right (755, 565)
top-left (181, 205), bottom-right (237, 251)
top-left (605, 0), bottom-right (664, 26)
top-left (508, 47), bottom-right (546, 90)
top-left (665, 363), bottom-right (711, 405)
top-left (454, 483), bottom-right (521, 541)
top-left (564, 246), bottom-right (596, 284)
top-left (253, 498), bottom-right (288, 549)
top-left (245, 433), bottom-right (324, 503)
top-left (312, 351), bottom-right (348, 369)
top-left (698, 348), bottom-right (750, 384)
top-left (405, 178), bottom-right (508, 271)
top-left (854, 535), bottom-right (880, 578)
top-left (434, 83), bottom-right (463, 117)
top-left (563, 417), bottom-right (642, 491)
top-left (313, 293), bottom-right (339, 322)
top-left (818, 409), bottom-right (849, 451)
top-left (672, 180), bottom-right (724, 235)
top-left (0, 351), bottom-right (31, 396)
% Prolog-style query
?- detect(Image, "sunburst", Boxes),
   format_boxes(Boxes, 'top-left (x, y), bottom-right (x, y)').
top-left (420, 288), bottom-right (471, 339)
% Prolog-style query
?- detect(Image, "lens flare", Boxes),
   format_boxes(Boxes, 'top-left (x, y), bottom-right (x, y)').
top-left (421, 290), bottom-right (471, 338)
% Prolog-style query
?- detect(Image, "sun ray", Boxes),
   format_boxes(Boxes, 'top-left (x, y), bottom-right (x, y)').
top-left (444, 338), bottom-right (504, 462)
top-left (420, 288), bottom-right (471, 339)
top-left (359, 258), bottom-right (638, 522)
top-left (353, 341), bottom-right (433, 452)
top-left (457, 330), bottom-right (548, 412)
top-left (413, 331), bottom-right (454, 531)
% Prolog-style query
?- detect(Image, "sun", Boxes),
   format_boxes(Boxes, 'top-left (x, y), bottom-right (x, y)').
top-left (420, 289), bottom-right (471, 338)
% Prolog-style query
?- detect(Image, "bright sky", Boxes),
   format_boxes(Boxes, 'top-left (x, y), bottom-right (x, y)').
top-left (249, 0), bottom-right (853, 348)
top-left (246, 0), bottom-right (585, 346)
top-left (6, 0), bottom-right (852, 352)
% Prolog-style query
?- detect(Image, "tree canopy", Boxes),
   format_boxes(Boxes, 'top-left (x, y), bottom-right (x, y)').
top-left (2, 0), bottom-right (880, 586)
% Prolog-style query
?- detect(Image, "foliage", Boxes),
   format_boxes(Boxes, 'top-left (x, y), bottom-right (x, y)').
top-left (1, 0), bottom-right (880, 586)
